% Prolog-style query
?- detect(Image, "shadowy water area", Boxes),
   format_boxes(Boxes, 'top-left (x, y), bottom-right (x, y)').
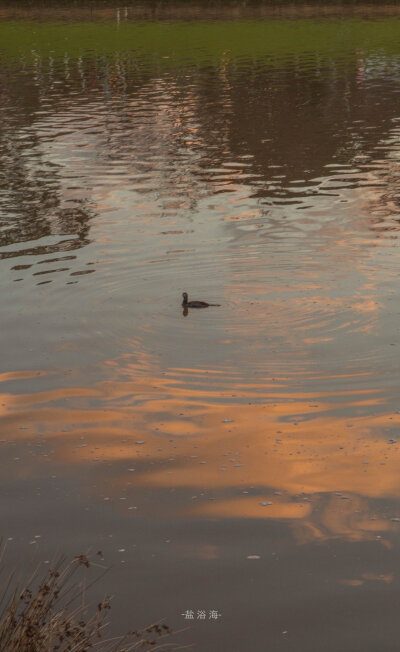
top-left (2, 4), bottom-right (400, 650)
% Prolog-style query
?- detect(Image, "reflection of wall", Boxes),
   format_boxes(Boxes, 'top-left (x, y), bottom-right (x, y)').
top-left (0, 74), bottom-right (94, 256)
top-left (2, 50), bottom-right (400, 257)
top-left (192, 59), bottom-right (400, 190)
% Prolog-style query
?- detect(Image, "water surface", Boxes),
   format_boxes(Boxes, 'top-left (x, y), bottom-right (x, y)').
top-left (2, 6), bottom-right (400, 650)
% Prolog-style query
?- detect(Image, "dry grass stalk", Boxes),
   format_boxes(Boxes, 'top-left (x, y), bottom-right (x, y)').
top-left (0, 553), bottom-right (178, 652)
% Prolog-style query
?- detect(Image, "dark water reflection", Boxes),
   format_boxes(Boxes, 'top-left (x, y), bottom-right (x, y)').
top-left (2, 8), bottom-right (400, 651)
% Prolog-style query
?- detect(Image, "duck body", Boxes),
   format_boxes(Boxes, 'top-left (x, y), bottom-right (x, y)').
top-left (182, 292), bottom-right (220, 308)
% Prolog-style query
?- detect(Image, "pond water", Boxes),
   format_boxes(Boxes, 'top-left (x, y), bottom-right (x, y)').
top-left (2, 4), bottom-right (400, 650)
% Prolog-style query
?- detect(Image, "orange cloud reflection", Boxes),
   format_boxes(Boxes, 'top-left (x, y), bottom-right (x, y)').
top-left (1, 353), bottom-right (400, 546)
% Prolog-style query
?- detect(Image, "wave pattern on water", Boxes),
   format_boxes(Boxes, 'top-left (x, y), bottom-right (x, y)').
top-left (2, 17), bottom-right (400, 560)
top-left (3, 18), bottom-right (400, 649)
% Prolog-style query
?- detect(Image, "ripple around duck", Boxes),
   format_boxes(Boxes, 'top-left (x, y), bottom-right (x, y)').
top-left (1, 39), bottom-right (400, 386)
top-left (160, 365), bottom-right (385, 402)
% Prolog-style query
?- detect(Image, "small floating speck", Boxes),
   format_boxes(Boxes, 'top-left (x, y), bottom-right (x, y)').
top-left (221, 419), bottom-right (234, 423)
top-left (118, 548), bottom-right (126, 553)
top-left (247, 555), bottom-right (261, 559)
top-left (260, 501), bottom-right (272, 506)
top-left (135, 440), bottom-right (145, 445)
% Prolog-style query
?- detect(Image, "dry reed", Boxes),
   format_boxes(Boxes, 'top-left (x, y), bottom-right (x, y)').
top-left (0, 552), bottom-right (178, 652)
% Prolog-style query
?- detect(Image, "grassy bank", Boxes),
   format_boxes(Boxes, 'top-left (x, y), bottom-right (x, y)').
top-left (1, 14), bottom-right (400, 64)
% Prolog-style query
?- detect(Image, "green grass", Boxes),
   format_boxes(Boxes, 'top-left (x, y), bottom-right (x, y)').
top-left (1, 16), bottom-right (400, 66)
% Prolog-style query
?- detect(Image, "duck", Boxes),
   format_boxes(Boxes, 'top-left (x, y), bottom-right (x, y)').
top-left (181, 292), bottom-right (220, 308)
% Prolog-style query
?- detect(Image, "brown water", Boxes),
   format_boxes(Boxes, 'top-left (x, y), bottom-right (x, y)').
top-left (2, 6), bottom-right (400, 650)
